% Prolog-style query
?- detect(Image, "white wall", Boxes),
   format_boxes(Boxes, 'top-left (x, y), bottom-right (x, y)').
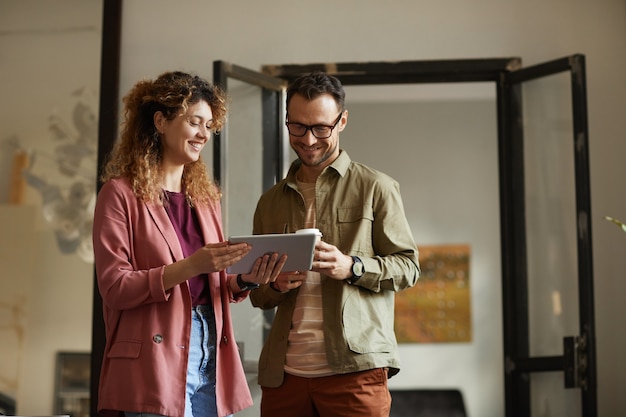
top-left (0, 1), bottom-right (101, 415)
top-left (345, 98), bottom-right (503, 416)
top-left (117, 1), bottom-right (626, 416)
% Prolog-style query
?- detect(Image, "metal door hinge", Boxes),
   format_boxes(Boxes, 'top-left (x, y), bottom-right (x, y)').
top-left (564, 334), bottom-right (588, 389)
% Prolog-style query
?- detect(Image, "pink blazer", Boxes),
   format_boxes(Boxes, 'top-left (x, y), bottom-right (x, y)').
top-left (93, 177), bottom-right (252, 417)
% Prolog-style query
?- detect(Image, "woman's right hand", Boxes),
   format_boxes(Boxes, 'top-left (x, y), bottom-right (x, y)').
top-left (192, 241), bottom-right (252, 273)
top-left (163, 242), bottom-right (251, 290)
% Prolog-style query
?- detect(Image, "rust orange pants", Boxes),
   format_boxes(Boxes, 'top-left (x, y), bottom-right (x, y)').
top-left (260, 368), bottom-right (391, 417)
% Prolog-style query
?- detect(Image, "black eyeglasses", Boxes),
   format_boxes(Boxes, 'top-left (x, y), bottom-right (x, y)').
top-left (285, 112), bottom-right (343, 139)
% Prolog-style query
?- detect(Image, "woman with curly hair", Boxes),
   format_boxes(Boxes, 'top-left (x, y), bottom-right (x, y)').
top-left (93, 71), bottom-right (285, 417)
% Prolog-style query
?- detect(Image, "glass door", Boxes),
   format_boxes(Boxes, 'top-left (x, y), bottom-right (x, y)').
top-left (498, 54), bottom-right (596, 417)
top-left (211, 61), bottom-right (288, 235)
top-left (210, 61), bottom-right (287, 417)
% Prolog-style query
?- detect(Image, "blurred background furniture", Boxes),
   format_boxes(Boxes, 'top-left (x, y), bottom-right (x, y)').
top-left (390, 389), bottom-right (467, 417)
top-left (0, 391), bottom-right (15, 415)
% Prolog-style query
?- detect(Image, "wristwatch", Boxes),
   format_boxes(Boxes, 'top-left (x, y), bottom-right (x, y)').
top-left (236, 274), bottom-right (260, 291)
top-left (349, 256), bottom-right (364, 284)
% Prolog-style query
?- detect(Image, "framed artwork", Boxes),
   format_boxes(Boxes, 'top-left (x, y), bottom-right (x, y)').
top-left (395, 244), bottom-right (472, 343)
top-left (54, 352), bottom-right (90, 417)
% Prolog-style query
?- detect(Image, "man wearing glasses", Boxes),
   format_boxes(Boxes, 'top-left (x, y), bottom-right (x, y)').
top-left (250, 72), bottom-right (420, 417)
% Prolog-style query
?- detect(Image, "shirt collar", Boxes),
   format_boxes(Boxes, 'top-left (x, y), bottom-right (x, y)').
top-left (330, 149), bottom-right (351, 177)
top-left (285, 149), bottom-right (352, 186)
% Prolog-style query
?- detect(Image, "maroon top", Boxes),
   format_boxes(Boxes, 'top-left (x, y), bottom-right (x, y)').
top-left (164, 191), bottom-right (210, 306)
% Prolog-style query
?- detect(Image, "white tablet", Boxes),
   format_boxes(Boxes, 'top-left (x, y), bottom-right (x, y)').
top-left (226, 233), bottom-right (317, 274)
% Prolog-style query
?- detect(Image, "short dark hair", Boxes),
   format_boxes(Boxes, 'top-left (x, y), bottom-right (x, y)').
top-left (286, 72), bottom-right (345, 112)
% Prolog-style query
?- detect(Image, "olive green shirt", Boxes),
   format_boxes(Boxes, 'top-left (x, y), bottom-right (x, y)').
top-left (250, 150), bottom-right (420, 387)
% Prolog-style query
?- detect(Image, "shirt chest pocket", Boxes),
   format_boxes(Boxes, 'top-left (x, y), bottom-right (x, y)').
top-left (337, 205), bottom-right (374, 255)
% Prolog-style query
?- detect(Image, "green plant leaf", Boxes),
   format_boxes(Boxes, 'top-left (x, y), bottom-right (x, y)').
top-left (605, 216), bottom-right (626, 233)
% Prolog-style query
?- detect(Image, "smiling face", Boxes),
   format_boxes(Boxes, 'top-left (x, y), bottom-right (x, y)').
top-left (154, 100), bottom-right (213, 169)
top-left (287, 93), bottom-right (346, 172)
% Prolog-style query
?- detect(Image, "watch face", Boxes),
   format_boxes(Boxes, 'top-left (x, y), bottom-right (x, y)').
top-left (352, 260), bottom-right (364, 277)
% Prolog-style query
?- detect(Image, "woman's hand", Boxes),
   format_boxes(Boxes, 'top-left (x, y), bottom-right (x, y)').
top-left (163, 241), bottom-right (251, 290)
top-left (193, 241), bottom-right (253, 273)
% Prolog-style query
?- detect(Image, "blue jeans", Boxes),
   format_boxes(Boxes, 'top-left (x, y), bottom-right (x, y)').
top-left (186, 304), bottom-right (220, 417)
top-left (125, 305), bottom-right (228, 417)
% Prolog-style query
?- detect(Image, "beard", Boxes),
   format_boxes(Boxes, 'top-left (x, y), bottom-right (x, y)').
top-left (294, 141), bottom-right (338, 168)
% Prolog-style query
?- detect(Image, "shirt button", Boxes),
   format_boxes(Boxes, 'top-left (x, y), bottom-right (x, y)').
top-left (153, 334), bottom-right (163, 343)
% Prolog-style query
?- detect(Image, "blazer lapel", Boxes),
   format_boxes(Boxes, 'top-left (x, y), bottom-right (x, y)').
top-left (145, 201), bottom-right (185, 261)
top-left (196, 201), bottom-right (224, 243)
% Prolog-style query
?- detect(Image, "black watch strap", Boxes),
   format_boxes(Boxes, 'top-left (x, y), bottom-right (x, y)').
top-left (236, 274), bottom-right (260, 291)
top-left (349, 256), bottom-right (364, 284)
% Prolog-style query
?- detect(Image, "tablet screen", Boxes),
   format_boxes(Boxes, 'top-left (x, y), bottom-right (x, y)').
top-left (226, 233), bottom-right (317, 274)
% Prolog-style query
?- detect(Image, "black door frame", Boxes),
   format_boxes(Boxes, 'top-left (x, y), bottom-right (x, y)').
top-left (91, 1), bottom-right (122, 416)
top-left (498, 55), bottom-right (596, 416)
top-left (211, 61), bottom-right (288, 191)
top-left (211, 61), bottom-right (288, 342)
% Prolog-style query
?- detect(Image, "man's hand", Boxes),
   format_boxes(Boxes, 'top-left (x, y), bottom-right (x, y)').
top-left (311, 241), bottom-right (353, 280)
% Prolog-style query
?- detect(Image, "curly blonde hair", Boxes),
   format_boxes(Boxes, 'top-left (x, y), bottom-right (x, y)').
top-left (101, 71), bottom-right (227, 205)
